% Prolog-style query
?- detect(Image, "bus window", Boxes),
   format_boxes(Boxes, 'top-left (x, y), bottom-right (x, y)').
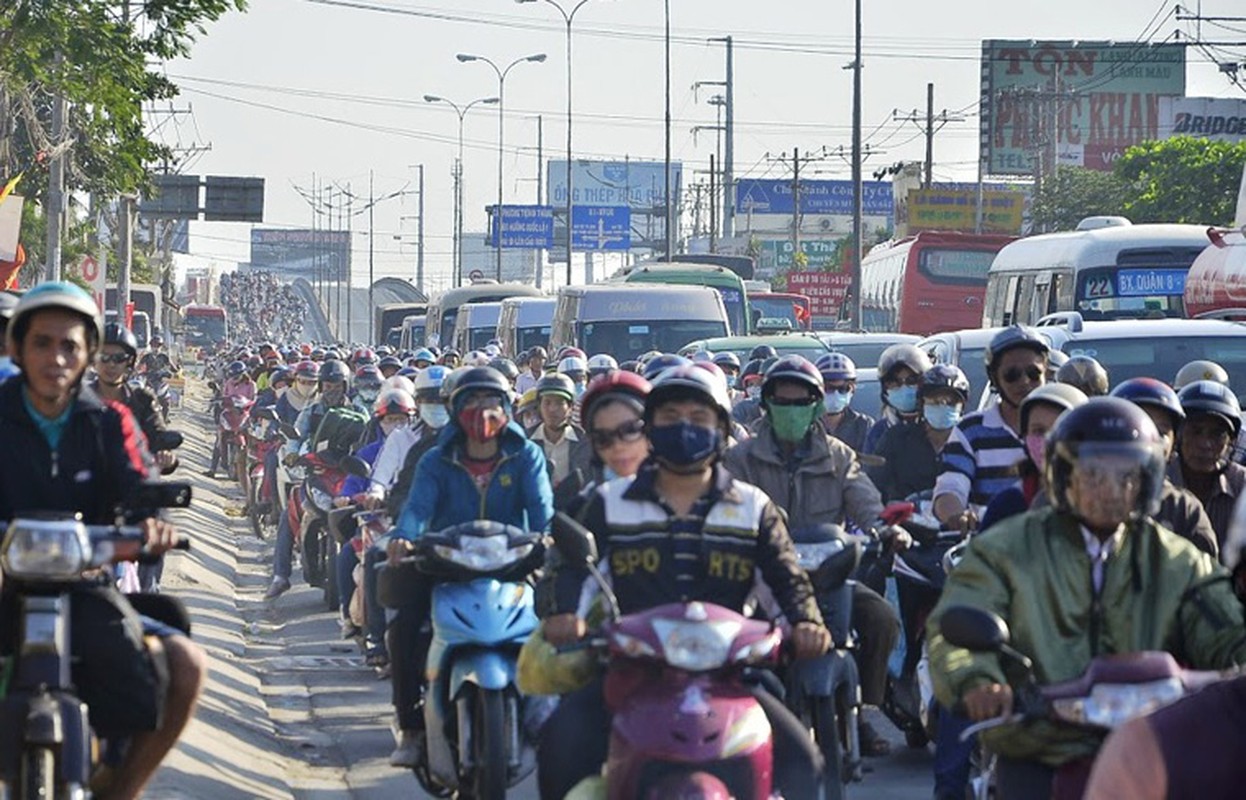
top-left (1001, 275), bottom-right (1021, 326)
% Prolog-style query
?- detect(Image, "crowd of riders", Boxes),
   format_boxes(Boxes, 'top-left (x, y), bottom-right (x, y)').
top-left (219, 270), bottom-right (307, 342)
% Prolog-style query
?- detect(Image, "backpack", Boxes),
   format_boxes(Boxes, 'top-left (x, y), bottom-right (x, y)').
top-left (309, 406), bottom-right (369, 456)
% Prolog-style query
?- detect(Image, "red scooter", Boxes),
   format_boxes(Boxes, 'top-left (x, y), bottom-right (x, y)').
top-left (285, 450), bottom-right (349, 611)
top-left (552, 514), bottom-right (784, 800)
top-left (216, 395), bottom-right (253, 482)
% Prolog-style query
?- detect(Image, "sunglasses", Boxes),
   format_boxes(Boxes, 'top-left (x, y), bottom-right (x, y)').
top-left (767, 395), bottom-right (818, 407)
top-left (98, 353), bottom-right (133, 366)
top-left (589, 418), bottom-right (645, 449)
top-left (882, 375), bottom-right (921, 389)
top-left (1001, 365), bottom-right (1044, 385)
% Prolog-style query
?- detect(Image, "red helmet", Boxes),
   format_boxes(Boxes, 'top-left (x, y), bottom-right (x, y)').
top-left (581, 370), bottom-right (652, 428)
top-left (374, 388), bottom-right (417, 418)
top-left (352, 347), bottom-right (378, 366)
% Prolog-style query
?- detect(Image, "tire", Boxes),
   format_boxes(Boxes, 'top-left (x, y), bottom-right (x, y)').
top-left (302, 522), bottom-right (323, 587)
top-left (20, 746), bottom-right (55, 800)
top-left (471, 688), bottom-right (508, 800)
top-left (322, 536), bottom-right (339, 611)
top-left (811, 695), bottom-right (845, 797)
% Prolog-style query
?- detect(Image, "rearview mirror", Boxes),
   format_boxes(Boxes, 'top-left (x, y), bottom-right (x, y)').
top-left (129, 481), bottom-right (193, 510)
top-left (152, 430), bottom-right (184, 451)
top-left (939, 605), bottom-right (1009, 653)
top-left (340, 455), bottom-right (371, 480)
top-left (551, 512), bottom-right (598, 566)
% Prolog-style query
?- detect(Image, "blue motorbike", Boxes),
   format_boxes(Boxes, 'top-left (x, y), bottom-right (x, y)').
top-left (406, 521), bottom-right (544, 799)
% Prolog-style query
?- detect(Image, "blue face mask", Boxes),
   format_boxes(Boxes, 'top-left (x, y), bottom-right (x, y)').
top-left (888, 385), bottom-right (919, 414)
top-left (823, 390), bottom-right (852, 414)
top-left (923, 404), bottom-right (962, 431)
top-left (648, 421), bottom-right (721, 472)
top-left (602, 465), bottom-right (620, 481)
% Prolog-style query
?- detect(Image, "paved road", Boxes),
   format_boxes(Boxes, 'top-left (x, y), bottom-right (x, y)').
top-left (151, 381), bottom-right (935, 798)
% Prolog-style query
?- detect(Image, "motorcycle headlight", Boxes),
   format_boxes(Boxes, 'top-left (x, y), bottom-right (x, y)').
top-left (432, 534), bottom-right (534, 572)
top-left (309, 486), bottom-right (334, 512)
top-left (610, 631), bottom-right (657, 659)
top-left (1050, 678), bottom-right (1184, 729)
top-left (1, 519), bottom-right (91, 580)
top-left (794, 540), bottom-right (845, 572)
top-left (651, 619), bottom-right (742, 672)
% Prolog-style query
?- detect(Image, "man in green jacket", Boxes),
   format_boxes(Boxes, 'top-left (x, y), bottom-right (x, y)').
top-left (928, 398), bottom-right (1246, 799)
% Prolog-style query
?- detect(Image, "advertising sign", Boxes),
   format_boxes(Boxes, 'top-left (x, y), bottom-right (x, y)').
top-left (489, 205), bottom-right (555, 249)
top-left (249, 229), bottom-right (351, 279)
top-left (547, 160), bottom-right (680, 210)
top-left (1158, 97), bottom-right (1246, 143)
top-left (736, 179), bottom-right (893, 217)
top-left (572, 206), bottom-right (631, 250)
top-left (904, 189), bottom-right (1026, 234)
top-left (980, 40), bottom-right (1186, 174)
top-left (785, 271), bottom-right (854, 318)
top-left (756, 240), bottom-right (839, 276)
top-left (75, 255), bottom-right (107, 311)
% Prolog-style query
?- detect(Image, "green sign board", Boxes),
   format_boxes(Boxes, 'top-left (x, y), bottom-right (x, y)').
top-left (757, 239), bottom-right (838, 276)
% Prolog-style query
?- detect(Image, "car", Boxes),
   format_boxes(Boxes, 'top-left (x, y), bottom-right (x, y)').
top-left (916, 327), bottom-right (1016, 403)
top-left (819, 332), bottom-right (922, 374)
top-left (678, 333), bottom-right (831, 364)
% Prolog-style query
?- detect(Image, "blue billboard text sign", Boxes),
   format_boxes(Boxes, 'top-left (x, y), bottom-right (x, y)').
top-left (572, 206), bottom-right (631, 250)
top-left (735, 179), bottom-right (893, 217)
top-left (489, 204), bottom-right (555, 249)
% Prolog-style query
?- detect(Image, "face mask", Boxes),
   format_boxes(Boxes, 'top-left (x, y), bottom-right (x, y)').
top-left (321, 387), bottom-right (346, 406)
top-left (574, 383), bottom-right (586, 399)
top-left (823, 390), bottom-right (852, 414)
top-left (420, 403), bottom-right (450, 429)
top-left (602, 465), bottom-right (620, 481)
top-left (888, 385), bottom-right (919, 414)
top-left (457, 407), bottom-right (508, 442)
top-left (649, 421), bottom-right (721, 472)
top-left (380, 418), bottom-right (409, 437)
top-left (274, 385), bottom-right (289, 400)
top-left (358, 386), bottom-right (380, 403)
top-left (1025, 433), bottom-right (1047, 470)
top-left (923, 404), bottom-right (962, 431)
top-left (767, 401), bottom-right (821, 443)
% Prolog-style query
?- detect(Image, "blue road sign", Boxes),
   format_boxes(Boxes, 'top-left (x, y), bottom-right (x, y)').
top-left (489, 204), bottom-right (555, 248)
top-left (571, 205), bottom-right (631, 250)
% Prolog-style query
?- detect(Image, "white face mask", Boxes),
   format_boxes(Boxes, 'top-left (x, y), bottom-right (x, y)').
top-left (420, 403), bottom-right (450, 429)
top-left (380, 418), bottom-right (410, 437)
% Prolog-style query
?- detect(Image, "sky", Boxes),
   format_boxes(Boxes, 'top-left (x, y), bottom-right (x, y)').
top-left (166, 0), bottom-right (1246, 289)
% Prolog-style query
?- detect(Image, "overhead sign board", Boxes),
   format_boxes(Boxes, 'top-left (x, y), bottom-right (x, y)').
top-left (488, 204), bottom-right (555, 249)
top-left (1158, 96), bottom-right (1246, 143)
top-left (784, 270), bottom-right (854, 318)
top-left (980, 40), bottom-right (1186, 175)
top-left (736, 179), bottom-right (893, 217)
top-left (139, 175), bottom-right (201, 219)
top-left (572, 206), bottom-right (631, 250)
top-left (904, 189), bottom-right (1026, 234)
top-left (203, 176), bottom-right (264, 222)
top-left (249, 229), bottom-right (350, 279)
top-left (547, 160), bottom-right (679, 209)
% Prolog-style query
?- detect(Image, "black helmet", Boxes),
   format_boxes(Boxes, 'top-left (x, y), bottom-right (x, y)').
top-left (738, 358), bottom-right (765, 390)
top-left (645, 365), bottom-right (733, 430)
top-left (1110, 378), bottom-right (1185, 429)
top-left (761, 355), bottom-right (824, 400)
top-left (919, 364), bottom-right (971, 404)
top-left (1056, 355), bottom-right (1109, 397)
top-left (985, 325), bottom-right (1049, 372)
top-left (535, 372), bottom-right (576, 403)
top-left (378, 355), bottom-right (403, 371)
top-left (877, 343), bottom-right (932, 380)
top-left (1178, 380), bottom-right (1243, 437)
top-left (448, 366), bottom-right (512, 414)
top-left (1045, 397), bottom-right (1166, 521)
top-left (712, 352), bottom-right (741, 371)
top-left (319, 359), bottom-right (351, 384)
top-left (619, 359), bottom-right (642, 374)
top-left (642, 353), bottom-right (692, 382)
top-left (748, 344), bottom-right (778, 361)
top-left (489, 357), bottom-right (520, 382)
top-left (527, 345), bottom-right (549, 362)
top-left (103, 323), bottom-right (139, 359)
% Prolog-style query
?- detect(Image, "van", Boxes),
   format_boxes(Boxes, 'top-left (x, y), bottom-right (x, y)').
top-left (550, 284), bottom-right (730, 362)
top-left (426, 283), bottom-right (544, 348)
top-left (399, 315), bottom-right (426, 351)
top-left (616, 261), bottom-right (752, 335)
top-left (496, 297), bottom-right (556, 356)
top-left (451, 302), bottom-right (503, 353)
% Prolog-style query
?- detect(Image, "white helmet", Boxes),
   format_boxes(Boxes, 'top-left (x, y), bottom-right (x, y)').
top-left (587, 353), bottom-right (619, 378)
top-left (413, 364), bottom-right (450, 401)
top-left (465, 350), bottom-right (490, 367)
top-left (383, 375), bottom-right (416, 396)
top-left (559, 355), bottom-right (589, 379)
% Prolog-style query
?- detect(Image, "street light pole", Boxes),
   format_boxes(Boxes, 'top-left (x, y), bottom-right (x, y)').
top-left (457, 53), bottom-right (546, 283)
top-left (664, 0), bottom-right (674, 260)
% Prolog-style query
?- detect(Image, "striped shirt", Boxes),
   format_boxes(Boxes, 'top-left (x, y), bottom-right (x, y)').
top-left (933, 402), bottom-right (1024, 514)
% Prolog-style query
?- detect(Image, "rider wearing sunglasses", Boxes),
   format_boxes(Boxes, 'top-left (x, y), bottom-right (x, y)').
top-left (552, 369), bottom-right (652, 512)
top-left (91, 322), bottom-right (180, 477)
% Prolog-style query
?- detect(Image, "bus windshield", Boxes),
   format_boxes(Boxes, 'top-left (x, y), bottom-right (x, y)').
top-left (1076, 267), bottom-right (1186, 320)
top-left (749, 295), bottom-right (809, 329)
top-left (716, 287), bottom-right (746, 336)
top-left (184, 314), bottom-right (226, 346)
top-left (517, 326), bottom-right (552, 353)
top-left (580, 320), bottom-right (728, 362)
top-left (468, 328), bottom-right (495, 351)
top-left (1064, 336), bottom-right (1246, 386)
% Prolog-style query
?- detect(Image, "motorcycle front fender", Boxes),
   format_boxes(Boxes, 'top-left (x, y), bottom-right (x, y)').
top-left (449, 650), bottom-right (517, 698)
top-left (0, 692), bottom-right (92, 785)
top-left (789, 649), bottom-right (859, 699)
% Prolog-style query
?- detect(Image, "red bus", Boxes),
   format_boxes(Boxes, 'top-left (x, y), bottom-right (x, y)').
top-left (747, 292), bottom-right (812, 331)
top-left (860, 231), bottom-right (1016, 335)
top-left (1183, 228), bottom-right (1246, 320)
top-left (182, 304), bottom-right (229, 348)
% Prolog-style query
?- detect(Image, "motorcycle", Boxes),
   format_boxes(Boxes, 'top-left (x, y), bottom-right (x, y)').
top-left (551, 513), bottom-right (786, 800)
top-left (245, 407), bottom-right (284, 540)
top-left (941, 604), bottom-right (1229, 800)
top-left (145, 370), bottom-right (172, 422)
top-left (0, 482), bottom-right (191, 799)
top-left (382, 520), bottom-right (544, 799)
top-left (290, 450), bottom-right (348, 611)
top-left (217, 395), bottom-right (253, 483)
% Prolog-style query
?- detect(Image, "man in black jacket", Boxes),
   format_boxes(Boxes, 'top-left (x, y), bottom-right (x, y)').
top-left (91, 323), bottom-right (180, 474)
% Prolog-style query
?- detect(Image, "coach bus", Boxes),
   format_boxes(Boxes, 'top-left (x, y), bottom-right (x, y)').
top-left (425, 283), bottom-right (544, 349)
top-left (859, 231), bottom-right (1016, 336)
top-left (181, 304), bottom-right (228, 347)
top-left (550, 283), bottom-right (730, 362)
top-left (616, 262), bottom-right (752, 336)
top-left (496, 296), bottom-right (556, 356)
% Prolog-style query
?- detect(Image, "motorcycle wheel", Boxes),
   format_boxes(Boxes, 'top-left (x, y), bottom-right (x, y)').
top-left (322, 536), bottom-right (339, 612)
top-left (810, 695), bottom-right (846, 795)
top-left (249, 491), bottom-right (266, 540)
top-left (470, 688), bottom-right (508, 800)
top-left (20, 746), bottom-right (55, 800)
top-left (302, 523), bottom-right (323, 587)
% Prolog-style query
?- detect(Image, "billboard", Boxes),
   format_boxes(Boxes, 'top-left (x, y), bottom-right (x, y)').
top-left (903, 189), bottom-right (1026, 235)
top-left (784, 271), bottom-right (854, 318)
top-left (980, 40), bottom-right (1186, 174)
top-left (249, 229), bottom-right (351, 279)
top-left (547, 160), bottom-right (679, 253)
top-left (736, 179), bottom-right (893, 217)
top-left (1158, 97), bottom-right (1246, 143)
top-left (488, 205), bottom-right (555, 249)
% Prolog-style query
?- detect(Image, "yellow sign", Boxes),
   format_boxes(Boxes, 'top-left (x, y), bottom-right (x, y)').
top-left (905, 189), bottom-right (1025, 234)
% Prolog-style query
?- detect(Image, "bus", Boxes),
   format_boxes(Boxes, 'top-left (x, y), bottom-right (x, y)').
top-left (106, 283), bottom-right (162, 336)
top-left (983, 220), bottom-right (1210, 327)
top-left (550, 284), bottom-right (730, 362)
top-left (859, 231), bottom-right (1016, 336)
top-left (1184, 228), bottom-right (1246, 319)
top-left (375, 302), bottom-right (427, 348)
top-left (496, 297), bottom-right (556, 356)
top-left (748, 292), bottom-right (812, 331)
top-left (425, 283), bottom-right (544, 349)
top-left (451, 302), bottom-right (504, 352)
top-left (399, 315), bottom-right (426, 351)
top-left (617, 262), bottom-right (752, 336)
top-left (180, 304), bottom-right (228, 347)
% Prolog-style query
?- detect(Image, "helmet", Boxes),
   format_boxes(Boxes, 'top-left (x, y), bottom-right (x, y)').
top-left (384, 375), bottom-right (417, 396)
top-left (985, 325), bottom-right (1049, 372)
top-left (247, 355), bottom-right (264, 370)
top-left (641, 353), bottom-right (691, 382)
top-left (815, 352), bottom-right (857, 383)
top-left (103, 323), bottom-right (139, 359)
top-left (518, 388), bottom-right (539, 414)
top-left (558, 356), bottom-right (588, 379)
top-left (268, 367), bottom-right (291, 387)
top-left (1046, 349), bottom-right (1070, 375)
top-left (689, 350), bottom-right (715, 364)
top-left (397, 365), bottom-right (419, 378)
top-left (556, 346), bottom-right (586, 361)
top-left (619, 359), bottom-right (642, 374)
top-left (1178, 380), bottom-right (1243, 437)
top-left (1019, 382), bottom-right (1088, 434)
top-left (355, 364), bottom-right (384, 387)
top-left (448, 366), bottom-right (512, 414)
top-left (283, 348), bottom-right (300, 364)
top-left (712, 352), bottom-right (741, 371)
top-left (324, 349), bottom-right (344, 362)
top-left (319, 359), bottom-right (351, 384)
top-left (226, 360), bottom-right (247, 379)
top-left (920, 364), bottom-right (971, 404)
top-left (536, 373), bottom-right (576, 403)
top-left (0, 292), bottom-right (18, 322)
top-left (293, 360), bottom-right (320, 381)
top-left (580, 370), bottom-right (652, 428)
top-left (310, 347), bottom-right (326, 361)
top-left (464, 350), bottom-right (490, 367)
top-left (412, 365), bottom-right (449, 401)
top-left (439, 348), bottom-right (462, 366)
top-left (484, 342), bottom-right (502, 358)
top-left (587, 354), bottom-right (619, 378)
top-left (259, 342), bottom-right (276, 356)
top-left (749, 344), bottom-right (778, 361)
top-left (1056, 355), bottom-right (1109, 396)
top-left (878, 343), bottom-right (932, 380)
top-left (149, 334), bottom-right (164, 348)
top-left (738, 358), bottom-right (766, 389)
top-left (376, 345), bottom-right (394, 357)
top-left (526, 346), bottom-right (548, 362)
top-left (1174, 360), bottom-right (1230, 391)
top-left (645, 365), bottom-right (733, 430)
top-left (412, 348), bottom-right (436, 365)
top-left (1110, 378), bottom-right (1185, 428)
top-left (1045, 397), bottom-right (1166, 520)
top-left (761, 355), bottom-right (824, 400)
top-left (638, 350), bottom-right (663, 366)
top-left (378, 355), bottom-right (403, 372)
top-left (373, 388), bottom-right (417, 418)
top-left (300, 343), bottom-right (313, 356)
top-left (489, 357), bottom-right (520, 382)
top-left (7, 281), bottom-right (103, 353)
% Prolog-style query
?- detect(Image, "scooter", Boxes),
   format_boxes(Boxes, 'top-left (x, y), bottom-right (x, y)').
top-left (217, 395), bottom-right (253, 482)
top-left (0, 482), bottom-right (191, 799)
top-left (145, 370), bottom-right (172, 422)
top-left (293, 451), bottom-right (349, 611)
top-left (551, 513), bottom-right (785, 800)
top-left (245, 407), bottom-right (283, 539)
top-left (384, 520), bottom-right (544, 798)
top-left (941, 604), bottom-right (1229, 800)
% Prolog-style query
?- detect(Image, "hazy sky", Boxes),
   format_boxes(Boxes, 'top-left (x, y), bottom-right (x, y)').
top-left (168, 0), bottom-right (1246, 288)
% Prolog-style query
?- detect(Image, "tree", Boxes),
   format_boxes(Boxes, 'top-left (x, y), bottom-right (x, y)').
top-left (1114, 136), bottom-right (1246, 226)
top-left (1031, 167), bottom-right (1128, 232)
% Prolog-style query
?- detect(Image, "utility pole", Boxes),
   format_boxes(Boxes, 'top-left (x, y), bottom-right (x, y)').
top-left (709, 154), bottom-right (718, 252)
top-left (44, 54), bottom-right (67, 281)
top-left (535, 114), bottom-right (544, 289)
top-left (926, 83), bottom-right (934, 188)
top-left (417, 164), bottom-right (426, 294)
top-left (368, 171), bottom-right (374, 343)
top-left (893, 84), bottom-right (965, 189)
top-left (791, 148), bottom-right (802, 254)
top-left (664, 0), bottom-right (674, 260)
top-left (706, 37), bottom-right (736, 239)
top-left (849, 0), bottom-right (864, 329)
top-left (116, 197), bottom-right (133, 318)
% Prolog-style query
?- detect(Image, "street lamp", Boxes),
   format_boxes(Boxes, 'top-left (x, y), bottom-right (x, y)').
top-left (516, 0), bottom-right (598, 287)
top-left (456, 52), bottom-right (547, 282)
top-left (424, 93), bottom-right (499, 288)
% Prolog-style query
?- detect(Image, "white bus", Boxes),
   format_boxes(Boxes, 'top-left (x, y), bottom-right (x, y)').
top-left (550, 284), bottom-right (730, 362)
top-left (496, 297), bottom-right (556, 356)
